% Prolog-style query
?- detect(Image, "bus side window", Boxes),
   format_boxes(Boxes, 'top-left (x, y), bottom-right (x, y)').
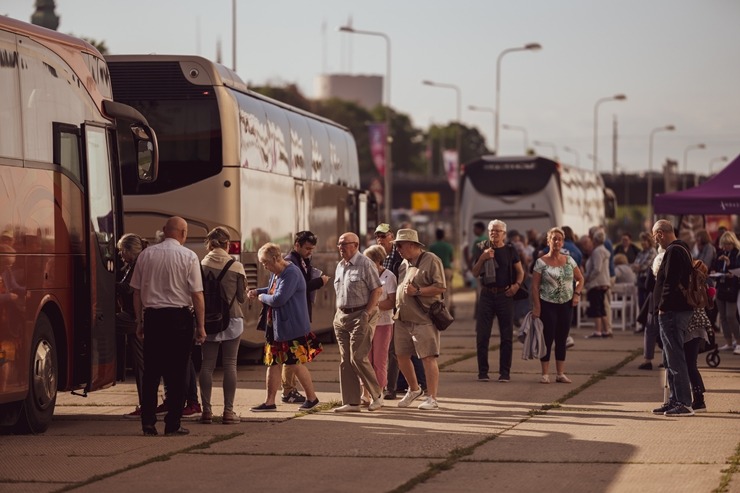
top-left (52, 122), bottom-right (82, 184)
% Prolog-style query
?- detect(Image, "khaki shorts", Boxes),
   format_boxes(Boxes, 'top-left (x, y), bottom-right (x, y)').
top-left (394, 319), bottom-right (440, 359)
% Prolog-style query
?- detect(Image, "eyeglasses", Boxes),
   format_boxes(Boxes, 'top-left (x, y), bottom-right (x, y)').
top-left (374, 233), bottom-right (389, 239)
top-left (489, 229), bottom-right (505, 234)
top-left (337, 241), bottom-right (358, 247)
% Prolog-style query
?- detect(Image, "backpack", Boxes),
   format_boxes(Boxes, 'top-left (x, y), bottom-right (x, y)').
top-left (675, 245), bottom-right (709, 310)
top-left (202, 259), bottom-right (236, 334)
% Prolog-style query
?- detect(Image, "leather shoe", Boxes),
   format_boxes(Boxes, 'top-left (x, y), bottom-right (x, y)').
top-left (638, 362), bottom-right (653, 370)
top-left (164, 427), bottom-right (190, 436)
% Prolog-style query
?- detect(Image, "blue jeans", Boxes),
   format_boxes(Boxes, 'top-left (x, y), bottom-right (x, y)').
top-left (475, 289), bottom-right (514, 377)
top-left (658, 310), bottom-right (693, 406)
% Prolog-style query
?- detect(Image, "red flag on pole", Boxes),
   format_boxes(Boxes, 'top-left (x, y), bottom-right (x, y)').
top-left (368, 123), bottom-right (387, 177)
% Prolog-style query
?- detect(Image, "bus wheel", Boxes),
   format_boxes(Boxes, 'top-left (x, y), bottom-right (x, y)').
top-left (17, 314), bottom-right (57, 434)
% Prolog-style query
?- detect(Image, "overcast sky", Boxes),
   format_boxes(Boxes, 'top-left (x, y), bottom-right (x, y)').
top-left (5, 0), bottom-right (739, 175)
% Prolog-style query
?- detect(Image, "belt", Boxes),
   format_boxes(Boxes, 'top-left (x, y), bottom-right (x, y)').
top-left (339, 306), bottom-right (365, 314)
top-left (483, 285), bottom-right (510, 294)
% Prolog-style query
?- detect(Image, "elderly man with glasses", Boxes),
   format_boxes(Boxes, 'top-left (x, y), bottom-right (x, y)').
top-left (332, 232), bottom-right (384, 412)
top-left (471, 219), bottom-right (525, 382)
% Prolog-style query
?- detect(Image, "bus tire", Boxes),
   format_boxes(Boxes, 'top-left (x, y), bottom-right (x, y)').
top-left (17, 314), bottom-right (58, 434)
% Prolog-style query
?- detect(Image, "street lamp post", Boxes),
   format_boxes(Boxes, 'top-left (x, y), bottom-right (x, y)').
top-left (533, 140), bottom-right (557, 160)
top-left (494, 43), bottom-right (542, 155)
top-left (682, 143), bottom-right (706, 189)
top-left (593, 94), bottom-right (626, 173)
top-left (423, 80), bottom-right (462, 309)
top-left (502, 124), bottom-right (529, 154)
top-left (339, 25), bottom-right (393, 223)
top-left (468, 105), bottom-right (495, 151)
top-left (647, 125), bottom-right (675, 219)
top-left (563, 146), bottom-right (580, 167)
top-left (709, 156), bottom-right (729, 175)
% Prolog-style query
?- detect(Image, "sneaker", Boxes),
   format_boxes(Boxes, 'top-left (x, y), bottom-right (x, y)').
top-left (164, 426), bottom-right (190, 436)
top-left (398, 388), bottom-right (424, 408)
top-left (585, 332), bottom-right (604, 339)
top-left (368, 395), bottom-right (384, 411)
top-left (418, 396), bottom-right (439, 410)
top-left (181, 401), bottom-right (201, 420)
top-left (123, 406), bottom-right (142, 419)
top-left (222, 411), bottom-right (240, 424)
top-left (718, 344), bottom-right (733, 351)
top-left (281, 389), bottom-right (306, 403)
top-left (555, 374), bottom-right (572, 383)
top-left (734, 346), bottom-right (740, 355)
top-left (664, 404), bottom-right (694, 416)
top-left (333, 404), bottom-right (361, 413)
top-left (299, 398), bottom-right (320, 411)
top-left (565, 336), bottom-right (575, 348)
top-left (250, 403), bottom-right (277, 412)
top-left (540, 374), bottom-right (550, 384)
top-left (498, 374), bottom-right (510, 383)
top-left (478, 374), bottom-right (490, 382)
top-left (155, 402), bottom-right (168, 416)
top-left (652, 401), bottom-right (676, 415)
top-left (638, 362), bottom-right (653, 370)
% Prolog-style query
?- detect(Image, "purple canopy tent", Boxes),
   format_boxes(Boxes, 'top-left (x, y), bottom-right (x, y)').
top-left (654, 154), bottom-right (740, 215)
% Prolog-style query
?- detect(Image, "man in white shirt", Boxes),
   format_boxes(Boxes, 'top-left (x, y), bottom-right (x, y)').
top-left (131, 216), bottom-right (205, 436)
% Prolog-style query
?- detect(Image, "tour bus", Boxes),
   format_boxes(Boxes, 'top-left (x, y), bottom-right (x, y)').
top-left (106, 55), bottom-right (376, 350)
top-left (0, 17), bottom-right (158, 432)
top-left (460, 155), bottom-right (616, 249)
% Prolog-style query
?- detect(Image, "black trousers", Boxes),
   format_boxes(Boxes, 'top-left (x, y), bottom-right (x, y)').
top-left (141, 307), bottom-right (194, 433)
top-left (476, 290), bottom-right (514, 377)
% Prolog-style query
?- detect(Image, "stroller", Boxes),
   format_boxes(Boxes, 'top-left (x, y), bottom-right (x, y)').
top-left (701, 303), bottom-right (720, 367)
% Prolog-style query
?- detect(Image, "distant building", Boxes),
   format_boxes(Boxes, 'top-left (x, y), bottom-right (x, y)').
top-left (31, 0), bottom-right (59, 31)
top-left (314, 74), bottom-right (382, 109)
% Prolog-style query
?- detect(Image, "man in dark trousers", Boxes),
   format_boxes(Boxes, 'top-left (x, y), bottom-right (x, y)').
top-left (281, 230), bottom-right (330, 404)
top-left (651, 219), bottom-right (695, 417)
top-left (131, 216), bottom-right (206, 436)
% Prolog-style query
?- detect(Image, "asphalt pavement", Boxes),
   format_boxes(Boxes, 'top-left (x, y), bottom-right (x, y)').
top-left (1, 289), bottom-right (738, 493)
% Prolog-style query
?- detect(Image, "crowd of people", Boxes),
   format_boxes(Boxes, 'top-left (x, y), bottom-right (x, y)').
top-left (117, 216), bottom-right (733, 434)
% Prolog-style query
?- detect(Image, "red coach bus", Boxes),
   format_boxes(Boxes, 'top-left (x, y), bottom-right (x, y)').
top-left (0, 16), bottom-right (158, 433)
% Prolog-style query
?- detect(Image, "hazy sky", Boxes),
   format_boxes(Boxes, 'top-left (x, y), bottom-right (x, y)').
top-left (5, 0), bottom-right (739, 175)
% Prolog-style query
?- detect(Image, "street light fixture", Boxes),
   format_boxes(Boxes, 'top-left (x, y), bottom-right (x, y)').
top-left (468, 105), bottom-right (495, 151)
top-left (338, 25), bottom-right (393, 222)
top-left (682, 143), bottom-right (706, 189)
top-left (709, 156), bottom-right (729, 175)
top-left (647, 124), bottom-right (675, 219)
top-left (593, 94), bottom-right (626, 173)
top-left (494, 43), bottom-right (542, 155)
top-left (533, 140), bottom-right (557, 160)
top-left (422, 80), bottom-right (462, 309)
top-left (563, 146), bottom-right (580, 167)
top-left (502, 124), bottom-right (529, 154)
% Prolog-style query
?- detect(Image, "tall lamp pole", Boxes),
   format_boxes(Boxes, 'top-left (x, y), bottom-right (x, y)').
top-left (339, 25), bottom-right (393, 222)
top-left (647, 125), bottom-right (675, 219)
top-left (682, 143), bottom-right (706, 189)
top-left (502, 124), bottom-right (529, 154)
top-left (494, 43), bottom-right (542, 155)
top-left (533, 140), bottom-right (557, 160)
top-left (709, 156), bottom-right (728, 175)
top-left (563, 146), bottom-right (580, 167)
top-left (423, 80), bottom-right (462, 308)
top-left (593, 94), bottom-right (626, 172)
top-left (468, 105), bottom-right (495, 151)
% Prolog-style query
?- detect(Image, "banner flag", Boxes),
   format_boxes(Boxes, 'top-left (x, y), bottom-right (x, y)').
top-left (368, 123), bottom-right (387, 177)
top-left (443, 149), bottom-right (459, 191)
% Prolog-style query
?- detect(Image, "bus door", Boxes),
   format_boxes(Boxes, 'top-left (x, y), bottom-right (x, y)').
top-left (78, 123), bottom-right (118, 392)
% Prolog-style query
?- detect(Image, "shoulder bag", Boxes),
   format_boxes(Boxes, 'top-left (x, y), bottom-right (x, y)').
top-left (412, 252), bottom-right (454, 331)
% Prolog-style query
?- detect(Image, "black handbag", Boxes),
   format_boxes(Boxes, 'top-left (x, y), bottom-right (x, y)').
top-left (412, 252), bottom-right (454, 331)
top-left (716, 276), bottom-right (739, 302)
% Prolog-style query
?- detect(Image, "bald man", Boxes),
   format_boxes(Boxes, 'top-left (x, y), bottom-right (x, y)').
top-left (131, 216), bottom-right (206, 435)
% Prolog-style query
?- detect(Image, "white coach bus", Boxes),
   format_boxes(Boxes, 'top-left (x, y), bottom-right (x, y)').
top-left (460, 155), bottom-right (615, 247)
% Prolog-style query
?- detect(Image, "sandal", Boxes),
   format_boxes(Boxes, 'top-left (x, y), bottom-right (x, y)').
top-left (556, 374), bottom-right (572, 383)
top-left (603, 332), bottom-right (614, 338)
top-left (199, 411), bottom-right (212, 424)
top-left (222, 410), bottom-right (240, 425)
top-left (540, 374), bottom-right (550, 384)
top-left (586, 332), bottom-right (604, 339)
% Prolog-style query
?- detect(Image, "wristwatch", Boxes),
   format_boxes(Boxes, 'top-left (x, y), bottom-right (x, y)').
top-left (415, 286), bottom-right (422, 296)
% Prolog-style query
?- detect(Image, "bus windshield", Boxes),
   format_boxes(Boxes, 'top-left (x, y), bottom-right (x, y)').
top-left (464, 158), bottom-right (556, 196)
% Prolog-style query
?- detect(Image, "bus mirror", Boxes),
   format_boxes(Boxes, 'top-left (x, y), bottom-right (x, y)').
top-left (131, 124), bottom-right (159, 183)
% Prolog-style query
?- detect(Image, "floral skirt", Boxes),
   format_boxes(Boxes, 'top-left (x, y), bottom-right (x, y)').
top-left (263, 332), bottom-right (322, 366)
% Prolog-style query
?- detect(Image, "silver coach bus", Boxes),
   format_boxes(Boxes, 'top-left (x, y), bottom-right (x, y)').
top-left (107, 55), bottom-right (376, 349)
